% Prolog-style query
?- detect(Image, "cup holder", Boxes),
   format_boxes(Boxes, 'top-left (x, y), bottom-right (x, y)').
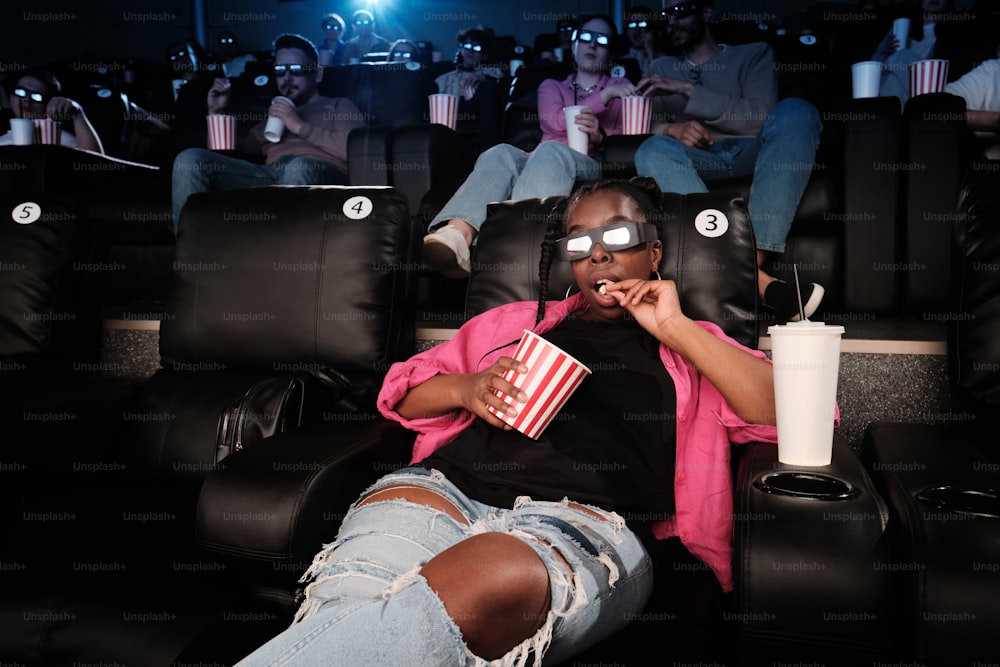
top-left (753, 472), bottom-right (860, 500)
top-left (914, 485), bottom-right (1000, 519)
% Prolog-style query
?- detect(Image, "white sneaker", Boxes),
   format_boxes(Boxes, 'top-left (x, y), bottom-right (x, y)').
top-left (422, 225), bottom-right (471, 278)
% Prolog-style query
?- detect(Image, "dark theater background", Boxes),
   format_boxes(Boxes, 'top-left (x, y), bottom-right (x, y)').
top-left (2, 0), bottom-right (999, 666)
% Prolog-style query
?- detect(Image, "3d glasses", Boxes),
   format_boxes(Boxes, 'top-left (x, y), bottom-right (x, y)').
top-left (13, 87), bottom-right (49, 104)
top-left (573, 30), bottom-right (612, 46)
top-left (626, 20), bottom-right (649, 29)
top-left (273, 63), bottom-right (313, 76)
top-left (556, 222), bottom-right (659, 261)
top-left (461, 42), bottom-right (484, 52)
top-left (663, 3), bottom-right (701, 19)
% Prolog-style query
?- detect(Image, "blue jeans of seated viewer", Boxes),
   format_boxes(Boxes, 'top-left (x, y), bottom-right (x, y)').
top-left (171, 149), bottom-right (348, 234)
top-left (634, 97), bottom-right (822, 253)
top-left (233, 467), bottom-right (653, 667)
top-left (428, 140), bottom-right (603, 233)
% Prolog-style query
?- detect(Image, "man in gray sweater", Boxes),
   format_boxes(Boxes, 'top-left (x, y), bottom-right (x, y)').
top-left (635, 2), bottom-right (824, 321)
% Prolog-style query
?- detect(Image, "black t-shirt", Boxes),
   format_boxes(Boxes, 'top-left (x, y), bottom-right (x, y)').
top-left (420, 316), bottom-right (677, 519)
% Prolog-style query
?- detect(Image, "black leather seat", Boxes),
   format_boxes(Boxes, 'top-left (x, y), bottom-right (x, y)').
top-left (0, 185), bottom-right (421, 665)
top-left (862, 169), bottom-right (1000, 666)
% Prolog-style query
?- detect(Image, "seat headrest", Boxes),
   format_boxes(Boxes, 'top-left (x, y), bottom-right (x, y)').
top-left (466, 190), bottom-right (759, 348)
top-left (163, 185), bottom-right (414, 374)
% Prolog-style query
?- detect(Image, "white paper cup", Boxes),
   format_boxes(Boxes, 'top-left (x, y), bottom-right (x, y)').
top-left (509, 59), bottom-right (525, 76)
top-left (9, 118), bottom-right (34, 145)
top-left (563, 105), bottom-right (589, 154)
top-left (428, 93), bottom-right (459, 129)
top-left (892, 17), bottom-right (911, 50)
top-left (33, 118), bottom-right (61, 145)
top-left (206, 114), bottom-right (237, 150)
top-left (488, 329), bottom-right (592, 440)
top-left (910, 59), bottom-right (949, 97)
top-left (263, 96), bottom-right (294, 142)
top-left (622, 95), bottom-right (652, 135)
top-left (851, 61), bottom-right (882, 99)
top-left (768, 321), bottom-right (845, 466)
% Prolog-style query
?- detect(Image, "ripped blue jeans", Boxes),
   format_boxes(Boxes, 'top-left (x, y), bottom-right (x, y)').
top-left (234, 467), bottom-right (653, 666)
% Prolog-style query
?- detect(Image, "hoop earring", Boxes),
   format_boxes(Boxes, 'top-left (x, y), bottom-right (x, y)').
top-left (565, 283), bottom-right (577, 299)
top-left (653, 270), bottom-right (662, 281)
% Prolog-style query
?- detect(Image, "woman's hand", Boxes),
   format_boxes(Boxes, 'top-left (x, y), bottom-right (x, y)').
top-left (459, 357), bottom-right (529, 429)
top-left (572, 107), bottom-right (605, 146)
top-left (604, 278), bottom-right (687, 341)
top-left (207, 77), bottom-right (231, 114)
top-left (601, 82), bottom-right (638, 104)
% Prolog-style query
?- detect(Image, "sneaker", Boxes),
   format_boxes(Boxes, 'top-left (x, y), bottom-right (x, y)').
top-left (422, 225), bottom-right (471, 278)
top-left (763, 279), bottom-right (825, 322)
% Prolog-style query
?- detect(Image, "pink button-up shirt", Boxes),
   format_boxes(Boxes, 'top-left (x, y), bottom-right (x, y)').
top-left (377, 294), bottom-right (779, 591)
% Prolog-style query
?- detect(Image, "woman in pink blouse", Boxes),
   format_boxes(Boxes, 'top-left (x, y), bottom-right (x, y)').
top-left (421, 13), bottom-right (639, 278)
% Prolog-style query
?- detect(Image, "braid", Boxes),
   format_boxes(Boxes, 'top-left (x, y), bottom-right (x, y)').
top-left (535, 177), bottom-right (664, 324)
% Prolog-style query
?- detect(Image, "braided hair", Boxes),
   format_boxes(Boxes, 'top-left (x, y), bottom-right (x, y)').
top-left (535, 177), bottom-right (664, 323)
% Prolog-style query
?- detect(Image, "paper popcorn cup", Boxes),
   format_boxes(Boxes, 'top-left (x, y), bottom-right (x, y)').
top-left (622, 95), bottom-right (652, 135)
top-left (428, 93), bottom-right (459, 129)
top-left (488, 330), bottom-right (592, 440)
top-left (206, 114), bottom-right (237, 150)
top-left (910, 59), bottom-right (949, 97)
top-left (33, 118), bottom-right (61, 145)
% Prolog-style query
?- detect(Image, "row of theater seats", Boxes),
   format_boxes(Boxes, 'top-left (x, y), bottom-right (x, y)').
top-left (2, 177), bottom-right (997, 665)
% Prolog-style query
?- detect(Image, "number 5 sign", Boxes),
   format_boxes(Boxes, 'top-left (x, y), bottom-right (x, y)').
top-left (12, 202), bottom-right (42, 225)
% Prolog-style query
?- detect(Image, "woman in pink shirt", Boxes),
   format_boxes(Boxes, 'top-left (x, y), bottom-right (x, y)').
top-left (422, 13), bottom-right (638, 278)
top-left (235, 178), bottom-right (778, 667)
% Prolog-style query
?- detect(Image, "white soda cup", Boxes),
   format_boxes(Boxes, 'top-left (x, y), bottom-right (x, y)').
top-left (9, 118), bottom-right (34, 145)
top-left (488, 330), bottom-right (592, 440)
top-left (768, 321), bottom-right (845, 466)
top-left (263, 96), bottom-right (295, 142)
top-left (892, 17), bottom-right (911, 50)
top-left (851, 61), bottom-right (882, 99)
top-left (563, 105), bottom-right (589, 154)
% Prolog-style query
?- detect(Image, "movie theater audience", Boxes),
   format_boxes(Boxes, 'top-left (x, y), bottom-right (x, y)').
top-left (421, 14), bottom-right (637, 278)
top-left (0, 67), bottom-right (104, 153)
top-left (170, 33), bottom-right (365, 232)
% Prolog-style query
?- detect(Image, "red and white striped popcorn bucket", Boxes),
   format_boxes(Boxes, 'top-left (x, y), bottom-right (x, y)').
top-left (488, 330), bottom-right (592, 440)
top-left (428, 93), bottom-right (459, 130)
top-left (33, 118), bottom-right (61, 145)
top-left (910, 59), bottom-right (949, 97)
top-left (206, 114), bottom-right (237, 150)
top-left (622, 95), bottom-right (652, 135)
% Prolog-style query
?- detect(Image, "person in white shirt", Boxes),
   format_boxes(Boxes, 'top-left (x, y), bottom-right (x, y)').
top-left (945, 57), bottom-right (1000, 158)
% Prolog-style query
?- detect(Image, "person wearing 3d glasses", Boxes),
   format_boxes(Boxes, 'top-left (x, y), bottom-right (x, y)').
top-left (170, 33), bottom-right (365, 233)
top-left (634, 1), bottom-right (825, 322)
top-left (422, 14), bottom-right (639, 279)
top-left (234, 177), bottom-right (778, 666)
top-left (623, 4), bottom-right (666, 76)
top-left (0, 67), bottom-right (104, 153)
top-left (434, 26), bottom-right (504, 155)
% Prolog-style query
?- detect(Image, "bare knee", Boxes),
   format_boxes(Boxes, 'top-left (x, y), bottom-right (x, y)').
top-left (355, 484), bottom-right (469, 525)
top-left (420, 533), bottom-right (551, 660)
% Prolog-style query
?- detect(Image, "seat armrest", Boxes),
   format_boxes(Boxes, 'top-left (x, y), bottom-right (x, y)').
top-left (195, 417), bottom-right (415, 580)
top-left (601, 134), bottom-right (650, 180)
top-left (732, 436), bottom-right (895, 662)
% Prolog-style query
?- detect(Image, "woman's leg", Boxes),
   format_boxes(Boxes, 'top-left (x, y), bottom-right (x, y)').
top-left (233, 468), bottom-right (556, 666)
top-left (511, 140), bottom-right (602, 200)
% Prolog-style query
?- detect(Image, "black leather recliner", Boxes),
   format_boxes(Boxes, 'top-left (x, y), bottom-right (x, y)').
top-left (862, 168), bottom-right (1000, 667)
top-left (0, 185), bottom-right (421, 666)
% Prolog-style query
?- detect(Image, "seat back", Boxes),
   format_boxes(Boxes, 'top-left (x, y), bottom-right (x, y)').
top-left (121, 185), bottom-right (418, 481)
top-left (465, 190), bottom-right (760, 348)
